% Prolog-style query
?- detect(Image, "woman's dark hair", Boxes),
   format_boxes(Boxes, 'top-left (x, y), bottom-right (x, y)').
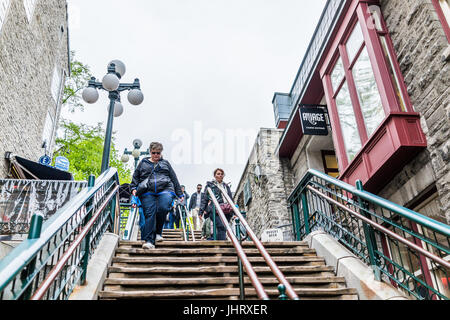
top-left (213, 168), bottom-right (225, 176)
top-left (150, 142), bottom-right (163, 151)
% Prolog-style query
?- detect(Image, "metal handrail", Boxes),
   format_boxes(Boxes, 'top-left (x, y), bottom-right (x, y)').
top-left (122, 205), bottom-right (138, 241)
top-left (182, 204), bottom-right (196, 242)
top-left (216, 184), bottom-right (300, 300)
top-left (206, 187), bottom-right (269, 300)
top-left (290, 168), bottom-right (450, 300)
top-left (176, 202), bottom-right (188, 242)
top-left (307, 185), bottom-right (450, 269)
top-left (291, 169), bottom-right (450, 237)
top-left (0, 168), bottom-right (120, 300)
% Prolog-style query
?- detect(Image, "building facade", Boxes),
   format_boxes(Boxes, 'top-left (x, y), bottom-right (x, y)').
top-left (235, 0), bottom-right (450, 253)
top-left (0, 0), bottom-right (70, 178)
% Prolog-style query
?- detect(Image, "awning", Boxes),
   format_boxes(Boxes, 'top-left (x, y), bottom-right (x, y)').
top-left (8, 155), bottom-right (73, 181)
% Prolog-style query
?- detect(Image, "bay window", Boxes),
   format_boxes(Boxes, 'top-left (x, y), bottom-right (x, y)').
top-left (320, 1), bottom-right (426, 191)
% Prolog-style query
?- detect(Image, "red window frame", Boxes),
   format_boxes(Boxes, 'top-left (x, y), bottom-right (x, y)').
top-left (432, 0), bottom-right (450, 42)
top-left (319, 0), bottom-right (425, 187)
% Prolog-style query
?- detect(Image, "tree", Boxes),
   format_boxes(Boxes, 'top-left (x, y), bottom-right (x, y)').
top-left (62, 51), bottom-right (92, 112)
top-left (53, 120), bottom-right (132, 183)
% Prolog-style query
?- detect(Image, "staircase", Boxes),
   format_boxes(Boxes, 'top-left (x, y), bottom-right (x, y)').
top-left (98, 229), bottom-right (358, 300)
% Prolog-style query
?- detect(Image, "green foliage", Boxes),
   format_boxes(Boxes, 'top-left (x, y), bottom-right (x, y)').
top-left (63, 51), bottom-right (92, 112)
top-left (54, 120), bottom-right (132, 183)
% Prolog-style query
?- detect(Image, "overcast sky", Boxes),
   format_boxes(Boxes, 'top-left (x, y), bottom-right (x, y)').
top-left (64, 0), bottom-right (327, 195)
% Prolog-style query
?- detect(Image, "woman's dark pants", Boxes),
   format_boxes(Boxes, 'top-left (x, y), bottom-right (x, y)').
top-left (140, 192), bottom-right (174, 244)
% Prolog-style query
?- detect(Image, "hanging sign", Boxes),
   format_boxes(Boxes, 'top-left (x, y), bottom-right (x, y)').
top-left (299, 107), bottom-right (328, 136)
top-left (39, 155), bottom-right (52, 166)
top-left (54, 156), bottom-right (70, 172)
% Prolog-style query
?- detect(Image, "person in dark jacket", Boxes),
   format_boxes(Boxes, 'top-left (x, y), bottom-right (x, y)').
top-left (189, 184), bottom-right (205, 230)
top-left (200, 168), bottom-right (233, 240)
top-left (130, 142), bottom-right (184, 249)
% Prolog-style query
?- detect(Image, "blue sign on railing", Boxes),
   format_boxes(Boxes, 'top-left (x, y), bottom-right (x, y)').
top-left (54, 156), bottom-right (70, 172)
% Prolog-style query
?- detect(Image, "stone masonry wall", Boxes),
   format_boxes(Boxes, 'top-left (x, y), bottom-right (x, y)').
top-left (234, 128), bottom-right (295, 238)
top-left (379, 0), bottom-right (450, 223)
top-left (0, 0), bottom-right (69, 178)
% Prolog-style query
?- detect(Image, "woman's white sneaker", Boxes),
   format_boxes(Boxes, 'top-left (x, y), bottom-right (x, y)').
top-left (142, 242), bottom-right (155, 249)
top-left (155, 234), bottom-right (164, 242)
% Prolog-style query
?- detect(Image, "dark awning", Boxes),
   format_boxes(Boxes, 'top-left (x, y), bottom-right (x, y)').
top-left (12, 156), bottom-right (73, 181)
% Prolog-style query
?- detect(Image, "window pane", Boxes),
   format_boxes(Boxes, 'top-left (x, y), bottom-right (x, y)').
top-left (331, 57), bottom-right (345, 93)
top-left (379, 36), bottom-right (408, 112)
top-left (346, 23), bottom-right (364, 63)
top-left (352, 46), bottom-right (386, 137)
top-left (335, 81), bottom-right (362, 162)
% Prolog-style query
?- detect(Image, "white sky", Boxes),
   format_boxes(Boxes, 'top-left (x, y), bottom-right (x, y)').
top-left (64, 0), bottom-right (327, 195)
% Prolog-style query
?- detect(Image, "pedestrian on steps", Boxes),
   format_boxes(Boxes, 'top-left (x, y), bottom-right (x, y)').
top-left (200, 168), bottom-right (233, 241)
top-left (130, 142), bottom-right (184, 249)
top-left (189, 184), bottom-right (205, 231)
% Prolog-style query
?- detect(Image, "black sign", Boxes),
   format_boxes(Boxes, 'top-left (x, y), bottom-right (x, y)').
top-left (299, 107), bottom-right (328, 136)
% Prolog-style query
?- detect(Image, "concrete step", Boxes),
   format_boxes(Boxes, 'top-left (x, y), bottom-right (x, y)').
top-left (98, 287), bottom-right (358, 300)
top-left (111, 255), bottom-right (325, 265)
top-left (107, 265), bottom-right (336, 276)
top-left (103, 276), bottom-right (347, 287)
top-left (119, 240), bottom-right (309, 248)
top-left (114, 247), bottom-right (317, 257)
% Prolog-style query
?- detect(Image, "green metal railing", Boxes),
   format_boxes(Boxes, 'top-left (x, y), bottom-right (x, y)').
top-left (289, 169), bottom-right (450, 300)
top-left (211, 184), bottom-right (300, 300)
top-left (0, 168), bottom-right (120, 300)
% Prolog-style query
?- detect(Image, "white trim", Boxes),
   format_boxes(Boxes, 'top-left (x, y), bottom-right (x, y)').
top-left (0, 0), bottom-right (11, 32)
top-left (23, 0), bottom-right (38, 23)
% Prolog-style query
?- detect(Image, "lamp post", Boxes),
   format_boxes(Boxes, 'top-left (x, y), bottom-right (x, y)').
top-left (121, 139), bottom-right (150, 170)
top-left (82, 60), bottom-right (144, 173)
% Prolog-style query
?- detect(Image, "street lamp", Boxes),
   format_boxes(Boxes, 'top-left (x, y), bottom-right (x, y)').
top-left (121, 139), bottom-right (150, 170)
top-left (82, 60), bottom-right (144, 173)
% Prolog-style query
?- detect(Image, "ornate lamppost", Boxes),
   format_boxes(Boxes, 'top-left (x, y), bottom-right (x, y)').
top-left (121, 139), bottom-right (149, 170)
top-left (81, 60), bottom-right (144, 173)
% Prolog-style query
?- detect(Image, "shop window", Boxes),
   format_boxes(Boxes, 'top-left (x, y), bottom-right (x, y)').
top-left (320, 1), bottom-right (426, 190)
top-left (321, 150), bottom-right (339, 178)
top-left (432, 0), bottom-right (450, 42)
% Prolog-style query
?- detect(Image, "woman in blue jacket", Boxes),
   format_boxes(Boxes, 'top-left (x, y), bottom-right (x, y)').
top-left (130, 142), bottom-right (184, 249)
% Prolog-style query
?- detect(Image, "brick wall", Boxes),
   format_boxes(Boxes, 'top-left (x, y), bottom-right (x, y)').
top-left (379, 0), bottom-right (450, 223)
top-left (0, 0), bottom-right (69, 178)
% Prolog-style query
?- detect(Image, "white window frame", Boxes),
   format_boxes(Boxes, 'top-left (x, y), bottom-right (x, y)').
top-left (23, 0), bottom-right (38, 23)
top-left (42, 111), bottom-right (55, 147)
top-left (0, 0), bottom-right (11, 32)
top-left (51, 65), bottom-right (63, 103)
top-left (439, 0), bottom-right (450, 27)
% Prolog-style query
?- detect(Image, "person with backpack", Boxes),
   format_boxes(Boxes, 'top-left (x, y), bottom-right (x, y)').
top-left (130, 142), bottom-right (184, 249)
top-left (200, 168), bottom-right (233, 241)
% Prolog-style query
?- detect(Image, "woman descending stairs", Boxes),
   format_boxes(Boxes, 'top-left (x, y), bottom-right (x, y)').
top-left (98, 229), bottom-right (358, 300)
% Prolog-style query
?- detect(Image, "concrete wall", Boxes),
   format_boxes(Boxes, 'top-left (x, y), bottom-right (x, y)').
top-left (379, 0), bottom-right (450, 223)
top-left (234, 128), bottom-right (294, 238)
top-left (0, 0), bottom-right (70, 178)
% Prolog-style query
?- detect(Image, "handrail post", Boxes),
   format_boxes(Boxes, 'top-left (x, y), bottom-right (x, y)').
top-left (235, 218), bottom-right (245, 300)
top-left (292, 202), bottom-right (302, 241)
top-left (301, 191), bottom-right (311, 235)
top-left (81, 175), bottom-right (95, 285)
top-left (20, 212), bottom-right (45, 299)
top-left (212, 205), bottom-right (217, 241)
top-left (356, 180), bottom-right (380, 281)
top-left (278, 284), bottom-right (288, 300)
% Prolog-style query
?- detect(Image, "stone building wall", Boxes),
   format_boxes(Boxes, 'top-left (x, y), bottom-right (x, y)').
top-left (234, 128), bottom-right (294, 238)
top-left (379, 0), bottom-right (450, 223)
top-left (0, 0), bottom-right (70, 178)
